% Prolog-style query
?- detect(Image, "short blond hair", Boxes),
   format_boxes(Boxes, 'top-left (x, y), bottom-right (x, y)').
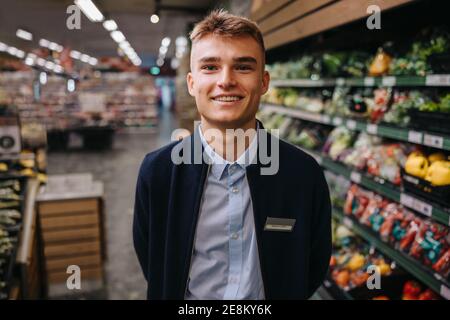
top-left (190, 9), bottom-right (265, 60)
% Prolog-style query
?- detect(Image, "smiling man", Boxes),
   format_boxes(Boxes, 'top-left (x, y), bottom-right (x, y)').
top-left (133, 9), bottom-right (332, 300)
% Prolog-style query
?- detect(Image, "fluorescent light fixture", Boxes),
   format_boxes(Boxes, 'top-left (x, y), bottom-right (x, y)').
top-left (27, 53), bottom-right (37, 60)
top-left (159, 46), bottom-right (168, 55)
top-left (124, 47), bottom-right (135, 56)
top-left (88, 57), bottom-right (98, 65)
top-left (119, 41), bottom-right (130, 49)
top-left (54, 65), bottom-right (64, 73)
top-left (176, 36), bottom-right (188, 47)
top-left (48, 42), bottom-right (58, 51)
top-left (150, 66), bottom-right (160, 75)
top-left (16, 50), bottom-right (25, 59)
top-left (70, 50), bottom-right (81, 59)
top-left (45, 61), bottom-right (55, 70)
top-left (80, 54), bottom-right (90, 63)
top-left (67, 79), bottom-right (76, 92)
top-left (150, 14), bottom-right (159, 24)
top-left (16, 29), bottom-right (33, 41)
top-left (110, 30), bottom-right (125, 43)
top-left (37, 58), bottom-right (46, 66)
top-left (175, 51), bottom-right (184, 59)
top-left (39, 38), bottom-right (50, 48)
top-left (0, 42), bottom-right (7, 51)
top-left (171, 58), bottom-right (180, 69)
top-left (7, 47), bottom-right (18, 56)
top-left (103, 19), bottom-right (117, 31)
top-left (25, 57), bottom-right (34, 66)
top-left (56, 45), bottom-right (64, 52)
top-left (156, 58), bottom-right (164, 67)
top-left (39, 72), bottom-right (47, 85)
top-left (74, 0), bottom-right (104, 22)
top-left (161, 37), bottom-right (171, 47)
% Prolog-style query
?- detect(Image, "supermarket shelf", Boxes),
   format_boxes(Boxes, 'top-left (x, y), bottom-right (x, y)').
top-left (262, 104), bottom-right (450, 151)
top-left (270, 75), bottom-right (450, 88)
top-left (332, 209), bottom-right (450, 300)
top-left (298, 147), bottom-right (450, 227)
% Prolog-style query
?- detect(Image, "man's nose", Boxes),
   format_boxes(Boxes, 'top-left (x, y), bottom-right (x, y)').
top-left (217, 68), bottom-right (236, 89)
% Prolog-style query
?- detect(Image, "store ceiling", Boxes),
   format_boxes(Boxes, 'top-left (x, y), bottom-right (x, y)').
top-left (0, 0), bottom-right (217, 62)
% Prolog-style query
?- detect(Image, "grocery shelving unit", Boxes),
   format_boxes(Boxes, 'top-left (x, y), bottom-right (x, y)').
top-left (262, 103), bottom-right (450, 151)
top-left (333, 209), bottom-right (450, 300)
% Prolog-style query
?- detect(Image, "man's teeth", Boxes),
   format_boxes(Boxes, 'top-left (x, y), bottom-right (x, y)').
top-left (214, 96), bottom-right (241, 102)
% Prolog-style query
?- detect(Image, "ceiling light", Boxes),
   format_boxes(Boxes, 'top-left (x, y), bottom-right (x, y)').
top-left (110, 30), bottom-right (125, 43)
top-left (37, 58), bottom-right (46, 66)
top-left (161, 37), bottom-right (171, 47)
top-left (70, 50), bottom-right (81, 59)
top-left (56, 45), bottom-right (64, 53)
top-left (7, 47), bottom-right (18, 56)
top-left (159, 46), bottom-right (168, 55)
top-left (171, 58), bottom-right (180, 69)
top-left (150, 14), bottom-right (159, 24)
top-left (27, 53), bottom-right (37, 59)
top-left (24, 57), bottom-right (34, 66)
top-left (150, 66), bottom-right (160, 75)
top-left (67, 79), bottom-right (76, 92)
top-left (175, 51), bottom-right (183, 59)
top-left (80, 54), bottom-right (90, 63)
top-left (48, 42), bottom-right (58, 51)
top-left (45, 61), bottom-right (55, 70)
top-left (39, 38), bottom-right (50, 48)
top-left (74, 0), bottom-right (104, 22)
top-left (16, 29), bottom-right (33, 41)
top-left (124, 47), bottom-right (135, 55)
top-left (88, 57), bottom-right (98, 65)
top-left (119, 41), bottom-right (130, 49)
top-left (15, 50), bottom-right (25, 59)
top-left (103, 19), bottom-right (118, 31)
top-left (0, 42), bottom-right (7, 51)
top-left (54, 65), bottom-right (64, 73)
top-left (176, 36), bottom-right (188, 47)
top-left (156, 58), bottom-right (164, 67)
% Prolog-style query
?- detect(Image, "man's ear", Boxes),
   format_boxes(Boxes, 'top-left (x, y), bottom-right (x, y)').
top-left (186, 72), bottom-right (195, 97)
top-left (261, 70), bottom-right (270, 95)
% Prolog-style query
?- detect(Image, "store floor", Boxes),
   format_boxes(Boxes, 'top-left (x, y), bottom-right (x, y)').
top-left (47, 110), bottom-right (179, 299)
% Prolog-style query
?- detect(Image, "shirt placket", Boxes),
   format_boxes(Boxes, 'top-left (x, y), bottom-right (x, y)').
top-left (223, 163), bottom-right (245, 299)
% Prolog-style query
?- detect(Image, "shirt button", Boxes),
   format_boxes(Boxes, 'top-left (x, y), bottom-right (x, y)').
top-left (231, 232), bottom-right (239, 240)
top-left (231, 187), bottom-right (239, 193)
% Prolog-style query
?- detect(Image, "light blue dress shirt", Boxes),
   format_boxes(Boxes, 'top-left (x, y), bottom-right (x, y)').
top-left (185, 124), bottom-right (265, 300)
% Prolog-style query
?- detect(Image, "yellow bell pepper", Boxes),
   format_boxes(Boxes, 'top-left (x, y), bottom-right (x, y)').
top-left (428, 152), bottom-right (446, 164)
top-left (405, 153), bottom-right (429, 179)
top-left (425, 161), bottom-right (450, 186)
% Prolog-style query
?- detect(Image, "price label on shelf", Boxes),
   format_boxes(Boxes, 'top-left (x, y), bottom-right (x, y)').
top-left (321, 115), bottom-right (331, 124)
top-left (333, 117), bottom-right (343, 126)
top-left (382, 76), bottom-right (396, 86)
top-left (364, 77), bottom-right (375, 86)
top-left (350, 171), bottom-right (362, 184)
top-left (408, 131), bottom-right (423, 144)
top-left (426, 75), bottom-right (450, 86)
top-left (366, 124), bottom-right (378, 135)
top-left (336, 78), bottom-right (345, 86)
top-left (423, 134), bottom-right (444, 149)
top-left (400, 193), bottom-right (414, 207)
top-left (343, 217), bottom-right (354, 229)
top-left (346, 119), bottom-right (357, 130)
top-left (413, 198), bottom-right (432, 217)
top-left (440, 285), bottom-right (450, 300)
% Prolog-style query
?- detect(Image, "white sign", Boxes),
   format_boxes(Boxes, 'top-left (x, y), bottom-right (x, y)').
top-left (78, 92), bottom-right (106, 113)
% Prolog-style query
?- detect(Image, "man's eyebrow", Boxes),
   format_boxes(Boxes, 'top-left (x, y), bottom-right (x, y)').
top-left (198, 56), bottom-right (221, 63)
top-left (233, 56), bottom-right (257, 64)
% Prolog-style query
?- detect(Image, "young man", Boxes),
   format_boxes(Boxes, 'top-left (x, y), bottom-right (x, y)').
top-left (133, 9), bottom-right (331, 300)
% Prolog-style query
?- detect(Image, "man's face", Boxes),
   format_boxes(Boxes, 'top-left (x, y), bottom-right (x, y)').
top-left (187, 34), bottom-right (270, 129)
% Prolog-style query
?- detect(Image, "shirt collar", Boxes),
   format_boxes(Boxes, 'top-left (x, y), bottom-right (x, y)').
top-left (198, 122), bottom-right (258, 180)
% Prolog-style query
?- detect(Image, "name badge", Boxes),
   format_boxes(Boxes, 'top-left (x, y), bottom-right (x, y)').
top-left (264, 217), bottom-right (296, 232)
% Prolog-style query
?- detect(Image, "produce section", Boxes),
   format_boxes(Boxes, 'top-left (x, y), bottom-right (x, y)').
top-left (259, 2), bottom-right (450, 299)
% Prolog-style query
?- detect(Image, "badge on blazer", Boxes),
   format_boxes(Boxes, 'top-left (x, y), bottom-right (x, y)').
top-left (264, 217), bottom-right (296, 232)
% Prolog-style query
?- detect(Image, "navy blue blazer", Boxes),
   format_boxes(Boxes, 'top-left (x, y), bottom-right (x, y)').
top-left (133, 123), bottom-right (332, 299)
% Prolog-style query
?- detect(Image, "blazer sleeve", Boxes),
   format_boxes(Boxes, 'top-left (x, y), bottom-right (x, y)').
top-left (307, 166), bottom-right (332, 298)
top-left (133, 155), bottom-right (151, 281)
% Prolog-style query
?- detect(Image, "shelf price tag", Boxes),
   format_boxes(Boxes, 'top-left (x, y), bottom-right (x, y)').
top-left (364, 77), bottom-right (375, 86)
top-left (350, 171), bottom-right (362, 184)
top-left (382, 76), bottom-right (396, 86)
top-left (423, 134), bottom-right (444, 149)
top-left (343, 217), bottom-right (354, 229)
top-left (426, 75), bottom-right (450, 86)
top-left (346, 119), bottom-right (357, 130)
top-left (321, 115), bottom-right (331, 124)
top-left (366, 124), bottom-right (378, 135)
top-left (408, 131), bottom-right (423, 144)
top-left (336, 78), bottom-right (345, 86)
top-left (333, 117), bottom-right (343, 126)
top-left (400, 193), bottom-right (414, 207)
top-left (440, 285), bottom-right (450, 300)
top-left (413, 198), bottom-right (433, 217)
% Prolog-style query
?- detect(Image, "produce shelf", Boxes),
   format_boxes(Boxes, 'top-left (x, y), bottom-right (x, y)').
top-left (332, 209), bottom-right (450, 300)
top-left (262, 104), bottom-right (450, 151)
top-left (297, 147), bottom-right (450, 227)
top-left (270, 75), bottom-right (450, 88)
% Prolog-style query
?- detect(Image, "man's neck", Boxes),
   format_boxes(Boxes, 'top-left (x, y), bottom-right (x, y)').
top-left (200, 118), bottom-right (257, 162)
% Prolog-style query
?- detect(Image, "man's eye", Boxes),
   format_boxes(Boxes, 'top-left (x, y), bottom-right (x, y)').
top-left (201, 65), bottom-right (217, 71)
top-left (236, 65), bottom-right (253, 71)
